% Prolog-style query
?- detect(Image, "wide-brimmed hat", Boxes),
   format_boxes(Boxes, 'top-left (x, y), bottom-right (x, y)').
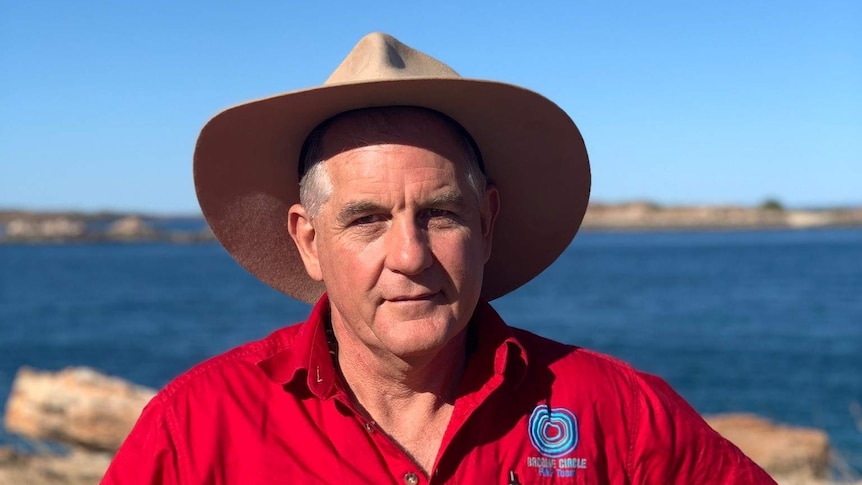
top-left (194, 32), bottom-right (590, 304)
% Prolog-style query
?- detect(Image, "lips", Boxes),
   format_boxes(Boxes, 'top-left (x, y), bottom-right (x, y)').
top-left (387, 292), bottom-right (439, 302)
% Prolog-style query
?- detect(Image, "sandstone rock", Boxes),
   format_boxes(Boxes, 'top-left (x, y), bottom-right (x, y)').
top-left (4, 218), bottom-right (86, 240)
top-left (706, 413), bottom-right (831, 482)
top-left (0, 447), bottom-right (112, 485)
top-left (786, 211), bottom-right (834, 228)
top-left (4, 367), bottom-right (156, 451)
top-left (0, 447), bottom-right (17, 465)
top-left (106, 216), bottom-right (156, 239)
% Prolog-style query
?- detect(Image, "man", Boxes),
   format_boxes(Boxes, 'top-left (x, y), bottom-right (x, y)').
top-left (103, 33), bottom-right (775, 484)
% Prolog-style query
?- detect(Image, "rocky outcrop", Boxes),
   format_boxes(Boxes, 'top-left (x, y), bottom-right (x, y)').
top-left (1, 367), bottom-right (156, 484)
top-left (105, 216), bottom-right (156, 240)
top-left (3, 218), bottom-right (86, 241)
top-left (0, 211), bottom-right (216, 244)
top-left (4, 367), bottom-right (155, 451)
top-left (0, 446), bottom-right (112, 485)
top-left (706, 413), bottom-right (833, 483)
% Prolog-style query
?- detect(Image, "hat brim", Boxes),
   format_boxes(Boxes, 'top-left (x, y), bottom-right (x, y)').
top-left (194, 78), bottom-right (590, 303)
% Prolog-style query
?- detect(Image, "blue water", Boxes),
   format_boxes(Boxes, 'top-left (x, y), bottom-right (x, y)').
top-left (1, 229), bottom-right (860, 472)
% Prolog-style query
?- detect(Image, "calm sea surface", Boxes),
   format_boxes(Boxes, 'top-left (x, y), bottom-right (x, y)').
top-left (1, 229), bottom-right (860, 471)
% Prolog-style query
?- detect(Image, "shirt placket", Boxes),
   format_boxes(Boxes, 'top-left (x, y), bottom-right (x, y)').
top-left (331, 391), bottom-right (429, 485)
top-left (428, 338), bottom-right (526, 485)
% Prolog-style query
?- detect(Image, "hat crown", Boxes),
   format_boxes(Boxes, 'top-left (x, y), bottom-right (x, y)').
top-left (325, 32), bottom-right (460, 85)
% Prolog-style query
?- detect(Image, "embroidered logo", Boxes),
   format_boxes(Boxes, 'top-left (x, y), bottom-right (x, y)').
top-left (528, 405), bottom-right (578, 457)
top-left (525, 405), bottom-right (586, 479)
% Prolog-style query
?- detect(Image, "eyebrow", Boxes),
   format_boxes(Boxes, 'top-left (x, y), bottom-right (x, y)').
top-left (336, 201), bottom-right (385, 226)
top-left (426, 191), bottom-right (468, 211)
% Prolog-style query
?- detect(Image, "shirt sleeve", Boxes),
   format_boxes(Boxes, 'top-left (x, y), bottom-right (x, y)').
top-left (100, 396), bottom-right (184, 485)
top-left (628, 373), bottom-right (778, 485)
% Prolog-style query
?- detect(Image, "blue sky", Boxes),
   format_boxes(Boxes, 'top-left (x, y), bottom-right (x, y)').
top-left (1, 1), bottom-right (859, 213)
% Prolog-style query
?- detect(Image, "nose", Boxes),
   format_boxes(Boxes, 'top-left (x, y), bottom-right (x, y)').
top-left (384, 218), bottom-right (433, 275)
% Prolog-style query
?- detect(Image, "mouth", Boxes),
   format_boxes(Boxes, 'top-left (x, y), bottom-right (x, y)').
top-left (387, 292), bottom-right (440, 302)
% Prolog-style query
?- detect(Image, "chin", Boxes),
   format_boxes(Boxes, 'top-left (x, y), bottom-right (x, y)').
top-left (379, 318), bottom-right (464, 358)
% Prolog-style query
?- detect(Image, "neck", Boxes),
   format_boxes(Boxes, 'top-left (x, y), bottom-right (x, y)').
top-left (331, 322), bottom-right (468, 475)
top-left (331, 323), bottom-right (468, 414)
top-left (325, 312), bottom-right (473, 475)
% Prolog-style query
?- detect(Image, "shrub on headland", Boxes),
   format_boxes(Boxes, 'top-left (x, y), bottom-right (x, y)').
top-left (761, 198), bottom-right (785, 211)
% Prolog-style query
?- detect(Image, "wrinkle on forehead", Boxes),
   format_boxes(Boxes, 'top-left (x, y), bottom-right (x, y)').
top-left (330, 145), bottom-right (465, 206)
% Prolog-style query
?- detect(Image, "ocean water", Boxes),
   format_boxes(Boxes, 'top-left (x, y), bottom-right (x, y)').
top-left (1, 229), bottom-right (860, 472)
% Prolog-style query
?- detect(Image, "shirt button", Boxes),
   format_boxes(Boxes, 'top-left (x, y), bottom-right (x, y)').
top-left (404, 472), bottom-right (420, 485)
top-left (364, 422), bottom-right (374, 432)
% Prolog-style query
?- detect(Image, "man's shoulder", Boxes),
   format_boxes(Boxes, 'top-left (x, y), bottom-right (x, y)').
top-left (150, 321), bottom-right (306, 406)
top-left (511, 327), bottom-right (639, 379)
top-left (509, 326), bottom-right (678, 403)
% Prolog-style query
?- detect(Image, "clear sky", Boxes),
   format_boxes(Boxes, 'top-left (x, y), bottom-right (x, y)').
top-left (1, 1), bottom-right (859, 213)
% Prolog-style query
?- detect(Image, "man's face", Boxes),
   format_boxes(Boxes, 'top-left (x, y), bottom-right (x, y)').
top-left (289, 111), bottom-right (499, 361)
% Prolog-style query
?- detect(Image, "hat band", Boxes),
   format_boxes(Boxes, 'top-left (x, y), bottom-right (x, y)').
top-left (296, 106), bottom-right (486, 177)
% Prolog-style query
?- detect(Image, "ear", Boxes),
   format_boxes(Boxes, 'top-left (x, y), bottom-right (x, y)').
top-left (287, 203), bottom-right (323, 281)
top-left (479, 186), bottom-right (501, 263)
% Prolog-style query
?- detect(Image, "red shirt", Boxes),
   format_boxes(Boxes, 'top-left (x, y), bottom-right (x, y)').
top-left (102, 295), bottom-right (776, 484)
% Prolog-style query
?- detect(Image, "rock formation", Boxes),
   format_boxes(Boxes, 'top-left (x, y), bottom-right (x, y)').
top-left (0, 367), bottom-right (156, 484)
top-left (0, 446), bottom-right (112, 485)
top-left (4, 218), bottom-right (86, 241)
top-left (706, 413), bottom-right (832, 482)
top-left (0, 212), bottom-right (217, 244)
top-left (105, 216), bottom-right (156, 240)
top-left (4, 367), bottom-right (155, 451)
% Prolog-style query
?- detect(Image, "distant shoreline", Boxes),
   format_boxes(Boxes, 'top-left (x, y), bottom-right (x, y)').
top-left (581, 202), bottom-right (862, 231)
top-left (0, 212), bottom-right (214, 244)
top-left (2, 203), bottom-right (862, 244)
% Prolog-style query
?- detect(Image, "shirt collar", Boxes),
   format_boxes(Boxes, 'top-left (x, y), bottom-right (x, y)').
top-left (460, 299), bottom-right (529, 393)
top-left (256, 294), bottom-right (529, 398)
top-left (256, 294), bottom-right (339, 399)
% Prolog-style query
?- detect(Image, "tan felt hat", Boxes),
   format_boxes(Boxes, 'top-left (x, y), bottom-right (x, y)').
top-left (194, 32), bottom-right (590, 303)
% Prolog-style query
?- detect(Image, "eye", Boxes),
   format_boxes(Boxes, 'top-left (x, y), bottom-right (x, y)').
top-left (426, 208), bottom-right (453, 218)
top-left (420, 208), bottom-right (461, 227)
top-left (351, 214), bottom-right (386, 226)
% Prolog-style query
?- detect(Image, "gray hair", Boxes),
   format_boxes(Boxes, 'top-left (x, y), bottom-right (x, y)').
top-left (298, 107), bottom-right (488, 220)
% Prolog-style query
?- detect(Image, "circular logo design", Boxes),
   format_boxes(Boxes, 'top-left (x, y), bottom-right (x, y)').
top-left (528, 405), bottom-right (578, 458)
